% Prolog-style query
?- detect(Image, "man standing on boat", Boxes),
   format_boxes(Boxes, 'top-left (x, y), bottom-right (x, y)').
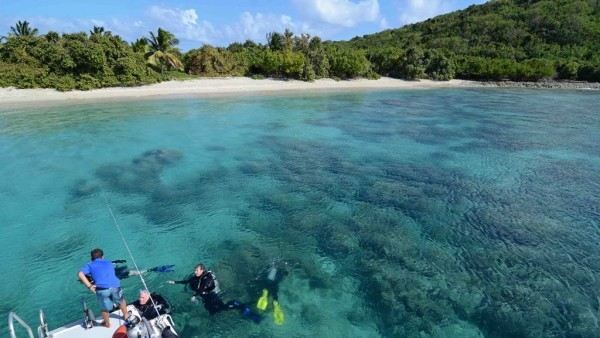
top-left (78, 248), bottom-right (129, 328)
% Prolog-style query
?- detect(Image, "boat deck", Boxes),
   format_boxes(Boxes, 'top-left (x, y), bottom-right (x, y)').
top-left (49, 311), bottom-right (125, 338)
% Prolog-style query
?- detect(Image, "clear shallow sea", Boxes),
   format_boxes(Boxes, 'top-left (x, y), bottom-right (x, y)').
top-left (0, 89), bottom-right (599, 338)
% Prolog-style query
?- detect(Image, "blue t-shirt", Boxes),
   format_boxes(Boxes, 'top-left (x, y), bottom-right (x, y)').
top-left (80, 258), bottom-right (120, 288)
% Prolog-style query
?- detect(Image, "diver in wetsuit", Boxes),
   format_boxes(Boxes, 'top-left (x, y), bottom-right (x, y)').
top-left (253, 260), bottom-right (289, 302)
top-left (167, 263), bottom-right (261, 323)
top-left (252, 260), bottom-right (289, 325)
top-left (167, 263), bottom-right (234, 314)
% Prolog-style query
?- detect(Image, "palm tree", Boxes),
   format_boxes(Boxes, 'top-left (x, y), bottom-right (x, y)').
top-left (145, 28), bottom-right (183, 73)
top-left (10, 20), bottom-right (38, 37)
top-left (90, 26), bottom-right (105, 36)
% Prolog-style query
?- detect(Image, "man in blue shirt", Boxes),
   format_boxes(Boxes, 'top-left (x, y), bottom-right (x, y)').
top-left (78, 248), bottom-right (128, 328)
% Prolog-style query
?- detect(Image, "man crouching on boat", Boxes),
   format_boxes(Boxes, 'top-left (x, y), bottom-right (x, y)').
top-left (78, 248), bottom-right (129, 327)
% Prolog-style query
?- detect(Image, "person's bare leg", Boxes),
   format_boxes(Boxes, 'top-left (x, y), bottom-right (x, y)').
top-left (120, 300), bottom-right (129, 320)
top-left (101, 311), bottom-right (110, 327)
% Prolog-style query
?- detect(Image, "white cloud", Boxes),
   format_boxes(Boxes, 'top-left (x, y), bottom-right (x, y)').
top-left (148, 6), bottom-right (196, 27)
top-left (299, 0), bottom-right (380, 27)
top-left (147, 6), bottom-right (217, 44)
top-left (380, 17), bottom-right (389, 29)
top-left (399, 0), bottom-right (477, 25)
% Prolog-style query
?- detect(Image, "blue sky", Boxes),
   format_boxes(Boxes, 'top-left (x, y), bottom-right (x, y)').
top-left (0, 0), bottom-right (486, 50)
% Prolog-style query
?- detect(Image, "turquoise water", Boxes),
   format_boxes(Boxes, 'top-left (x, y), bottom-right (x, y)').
top-left (1, 89), bottom-right (599, 338)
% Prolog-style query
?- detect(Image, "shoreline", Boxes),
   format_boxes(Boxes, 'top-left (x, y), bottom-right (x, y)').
top-left (0, 77), bottom-right (598, 108)
top-left (0, 77), bottom-right (477, 108)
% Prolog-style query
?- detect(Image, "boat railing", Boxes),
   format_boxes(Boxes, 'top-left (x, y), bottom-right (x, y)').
top-left (37, 310), bottom-right (50, 338)
top-left (7, 312), bottom-right (34, 338)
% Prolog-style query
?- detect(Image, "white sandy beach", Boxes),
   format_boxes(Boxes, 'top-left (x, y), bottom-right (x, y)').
top-left (0, 77), bottom-right (479, 106)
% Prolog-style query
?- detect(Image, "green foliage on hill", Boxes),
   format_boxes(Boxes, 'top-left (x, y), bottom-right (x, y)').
top-left (183, 30), bottom-right (377, 81)
top-left (341, 0), bottom-right (600, 82)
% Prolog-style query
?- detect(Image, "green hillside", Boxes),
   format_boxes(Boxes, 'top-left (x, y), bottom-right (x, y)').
top-left (338, 0), bottom-right (600, 81)
top-left (340, 0), bottom-right (600, 81)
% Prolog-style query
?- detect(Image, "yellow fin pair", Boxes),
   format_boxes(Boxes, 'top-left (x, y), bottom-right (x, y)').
top-left (256, 289), bottom-right (285, 325)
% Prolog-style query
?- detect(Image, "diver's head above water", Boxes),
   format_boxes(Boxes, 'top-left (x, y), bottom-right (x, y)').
top-left (138, 289), bottom-right (150, 305)
top-left (194, 263), bottom-right (206, 277)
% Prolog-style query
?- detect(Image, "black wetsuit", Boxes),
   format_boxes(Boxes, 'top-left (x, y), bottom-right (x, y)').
top-left (174, 271), bottom-right (236, 315)
top-left (131, 293), bottom-right (170, 320)
top-left (131, 294), bottom-right (179, 338)
top-left (250, 264), bottom-right (288, 301)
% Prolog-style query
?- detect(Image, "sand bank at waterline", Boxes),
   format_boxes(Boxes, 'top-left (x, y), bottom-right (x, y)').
top-left (0, 77), bottom-right (480, 106)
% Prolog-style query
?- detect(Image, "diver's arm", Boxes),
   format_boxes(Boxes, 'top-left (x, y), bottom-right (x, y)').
top-left (174, 278), bottom-right (189, 284)
top-left (77, 271), bottom-right (96, 293)
top-left (128, 269), bottom-right (145, 276)
top-left (168, 277), bottom-right (190, 285)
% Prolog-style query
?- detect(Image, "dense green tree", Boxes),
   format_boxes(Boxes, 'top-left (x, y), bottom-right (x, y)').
top-left (556, 60), bottom-right (579, 79)
top-left (266, 32), bottom-right (284, 51)
top-left (398, 46), bottom-right (426, 80)
top-left (242, 39), bottom-right (258, 49)
top-left (184, 45), bottom-right (246, 76)
top-left (283, 29), bottom-right (294, 51)
top-left (131, 38), bottom-right (148, 53)
top-left (226, 42), bottom-right (244, 53)
top-left (424, 50), bottom-right (455, 80)
top-left (577, 63), bottom-right (600, 81)
top-left (367, 47), bottom-right (403, 76)
top-left (327, 47), bottom-right (373, 79)
top-left (45, 31), bottom-right (60, 43)
top-left (294, 33), bottom-right (311, 54)
top-left (307, 36), bottom-right (330, 78)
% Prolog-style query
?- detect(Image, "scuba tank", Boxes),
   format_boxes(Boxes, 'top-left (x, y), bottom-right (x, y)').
top-left (208, 271), bottom-right (221, 294)
top-left (267, 265), bottom-right (278, 281)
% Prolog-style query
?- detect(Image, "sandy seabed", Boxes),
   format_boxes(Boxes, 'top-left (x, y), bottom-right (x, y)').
top-left (0, 77), bottom-right (480, 107)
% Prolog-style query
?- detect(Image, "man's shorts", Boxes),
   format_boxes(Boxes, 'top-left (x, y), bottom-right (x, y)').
top-left (96, 287), bottom-right (124, 311)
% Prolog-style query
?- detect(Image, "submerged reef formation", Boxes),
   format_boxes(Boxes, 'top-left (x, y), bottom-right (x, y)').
top-left (231, 122), bottom-right (600, 337)
top-left (67, 90), bottom-right (600, 337)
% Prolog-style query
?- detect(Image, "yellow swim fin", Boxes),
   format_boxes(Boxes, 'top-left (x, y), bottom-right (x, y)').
top-left (273, 300), bottom-right (285, 325)
top-left (256, 289), bottom-right (269, 311)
